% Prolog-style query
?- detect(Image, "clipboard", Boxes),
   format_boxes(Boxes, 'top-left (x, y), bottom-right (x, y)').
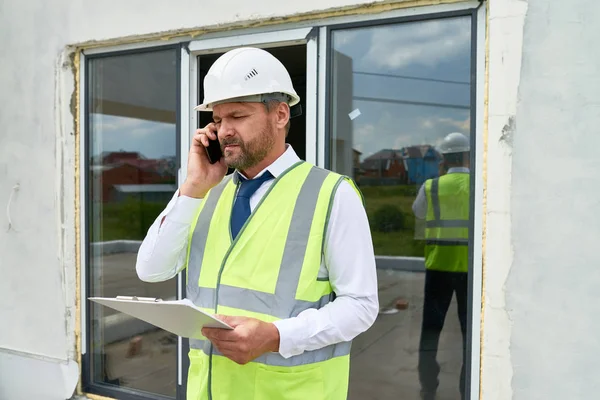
top-left (89, 296), bottom-right (233, 339)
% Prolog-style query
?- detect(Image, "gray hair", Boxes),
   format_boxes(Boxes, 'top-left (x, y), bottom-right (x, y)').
top-left (262, 93), bottom-right (292, 135)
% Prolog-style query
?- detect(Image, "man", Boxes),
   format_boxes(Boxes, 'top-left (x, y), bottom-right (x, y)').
top-left (135, 47), bottom-right (378, 400)
top-left (412, 132), bottom-right (470, 400)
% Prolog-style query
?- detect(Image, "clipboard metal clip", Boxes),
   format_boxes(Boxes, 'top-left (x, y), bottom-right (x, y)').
top-left (116, 296), bottom-right (163, 302)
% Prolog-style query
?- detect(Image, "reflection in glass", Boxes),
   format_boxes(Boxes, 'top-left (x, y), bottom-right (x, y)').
top-left (330, 16), bottom-right (472, 400)
top-left (87, 49), bottom-right (178, 397)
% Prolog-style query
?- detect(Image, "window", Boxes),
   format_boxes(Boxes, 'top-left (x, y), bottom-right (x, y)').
top-left (84, 47), bottom-right (180, 399)
top-left (328, 15), bottom-right (475, 399)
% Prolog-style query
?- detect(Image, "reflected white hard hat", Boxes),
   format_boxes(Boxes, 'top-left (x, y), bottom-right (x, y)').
top-left (194, 47), bottom-right (301, 111)
top-left (438, 132), bottom-right (470, 154)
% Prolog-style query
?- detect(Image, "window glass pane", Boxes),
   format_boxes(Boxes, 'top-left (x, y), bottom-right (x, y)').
top-left (330, 16), bottom-right (473, 399)
top-left (87, 49), bottom-right (178, 397)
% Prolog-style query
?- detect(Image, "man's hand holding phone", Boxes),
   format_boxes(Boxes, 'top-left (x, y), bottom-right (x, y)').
top-left (180, 123), bottom-right (227, 199)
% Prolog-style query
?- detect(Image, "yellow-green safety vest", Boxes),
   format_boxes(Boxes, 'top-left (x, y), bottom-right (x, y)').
top-left (424, 173), bottom-right (470, 273)
top-left (184, 161), bottom-right (360, 400)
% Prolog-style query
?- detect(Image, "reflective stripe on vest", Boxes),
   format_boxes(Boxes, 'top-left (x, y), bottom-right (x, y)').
top-left (424, 173), bottom-right (469, 272)
top-left (184, 162), bottom-right (356, 393)
top-left (186, 174), bottom-right (233, 306)
top-left (189, 338), bottom-right (351, 367)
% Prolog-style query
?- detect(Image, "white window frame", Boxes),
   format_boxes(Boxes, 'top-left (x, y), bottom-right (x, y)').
top-left (79, 51), bottom-right (87, 356)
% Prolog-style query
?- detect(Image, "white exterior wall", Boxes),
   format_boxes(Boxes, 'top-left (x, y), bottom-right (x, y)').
top-left (1, 0), bottom-right (598, 399)
top-left (484, 1), bottom-right (600, 399)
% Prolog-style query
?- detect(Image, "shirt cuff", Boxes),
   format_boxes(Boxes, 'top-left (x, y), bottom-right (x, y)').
top-left (167, 191), bottom-right (203, 224)
top-left (273, 318), bottom-right (306, 359)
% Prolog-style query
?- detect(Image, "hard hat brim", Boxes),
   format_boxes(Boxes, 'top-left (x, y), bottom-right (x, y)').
top-left (194, 92), bottom-right (301, 112)
top-left (441, 147), bottom-right (470, 154)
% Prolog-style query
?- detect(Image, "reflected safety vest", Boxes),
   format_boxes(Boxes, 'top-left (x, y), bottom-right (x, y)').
top-left (424, 173), bottom-right (469, 273)
top-left (184, 161), bottom-right (360, 400)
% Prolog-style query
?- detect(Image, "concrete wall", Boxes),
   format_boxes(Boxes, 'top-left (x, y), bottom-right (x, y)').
top-left (483, 0), bottom-right (600, 400)
top-left (509, 1), bottom-right (600, 399)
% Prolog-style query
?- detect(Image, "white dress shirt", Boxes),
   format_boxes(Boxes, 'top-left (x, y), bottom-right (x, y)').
top-left (412, 167), bottom-right (470, 219)
top-left (136, 145), bottom-right (379, 359)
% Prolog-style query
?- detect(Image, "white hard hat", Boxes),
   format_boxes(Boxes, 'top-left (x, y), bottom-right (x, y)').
top-left (194, 47), bottom-right (301, 111)
top-left (438, 132), bottom-right (470, 154)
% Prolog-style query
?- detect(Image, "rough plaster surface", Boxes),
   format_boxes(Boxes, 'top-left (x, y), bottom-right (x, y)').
top-left (484, 0), bottom-right (600, 399)
top-left (481, 1), bottom-right (528, 398)
top-left (0, 349), bottom-right (79, 400)
top-left (506, 1), bottom-right (600, 399)
top-left (0, 5), bottom-right (73, 360)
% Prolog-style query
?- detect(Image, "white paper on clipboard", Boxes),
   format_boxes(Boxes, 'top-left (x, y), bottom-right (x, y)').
top-left (89, 296), bottom-right (233, 339)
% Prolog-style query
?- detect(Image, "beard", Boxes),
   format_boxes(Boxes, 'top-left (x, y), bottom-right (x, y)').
top-left (220, 122), bottom-right (276, 171)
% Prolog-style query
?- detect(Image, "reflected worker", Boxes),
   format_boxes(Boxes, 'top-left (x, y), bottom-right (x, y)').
top-left (412, 132), bottom-right (470, 400)
top-left (135, 47), bottom-right (378, 400)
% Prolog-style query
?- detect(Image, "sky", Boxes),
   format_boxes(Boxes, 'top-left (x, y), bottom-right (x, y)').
top-left (332, 15), bottom-right (473, 161)
top-left (88, 15), bottom-right (472, 164)
top-left (89, 114), bottom-right (176, 160)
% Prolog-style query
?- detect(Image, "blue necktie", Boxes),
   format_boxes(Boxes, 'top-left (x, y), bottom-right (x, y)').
top-left (230, 171), bottom-right (274, 239)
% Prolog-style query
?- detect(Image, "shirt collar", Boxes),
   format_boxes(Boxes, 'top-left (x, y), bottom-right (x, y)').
top-left (447, 167), bottom-right (470, 174)
top-left (233, 144), bottom-right (301, 184)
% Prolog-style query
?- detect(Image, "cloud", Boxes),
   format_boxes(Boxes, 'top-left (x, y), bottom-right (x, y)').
top-left (420, 116), bottom-right (471, 133)
top-left (421, 119), bottom-right (435, 129)
top-left (348, 103), bottom-right (471, 161)
top-left (91, 114), bottom-right (174, 137)
top-left (352, 110), bottom-right (428, 159)
top-left (357, 116), bottom-right (422, 150)
top-left (91, 114), bottom-right (144, 131)
top-left (362, 17), bottom-right (471, 70)
top-left (334, 30), bottom-right (361, 47)
top-left (354, 123), bottom-right (376, 139)
top-left (440, 116), bottom-right (471, 132)
top-left (130, 122), bottom-right (171, 137)
top-left (89, 114), bottom-right (176, 159)
top-left (418, 115), bottom-right (471, 150)
top-left (394, 133), bottom-right (422, 149)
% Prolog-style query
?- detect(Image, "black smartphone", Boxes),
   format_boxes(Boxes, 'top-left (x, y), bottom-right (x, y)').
top-left (205, 134), bottom-right (222, 164)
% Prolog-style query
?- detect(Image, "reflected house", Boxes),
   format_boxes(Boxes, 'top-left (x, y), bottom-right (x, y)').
top-left (91, 151), bottom-right (177, 203)
top-left (100, 151), bottom-right (140, 164)
top-left (360, 149), bottom-right (407, 185)
top-left (402, 145), bottom-right (442, 185)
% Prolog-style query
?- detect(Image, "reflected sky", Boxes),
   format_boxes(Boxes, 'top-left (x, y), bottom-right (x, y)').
top-left (332, 16), bottom-right (472, 160)
top-left (88, 48), bottom-right (177, 162)
top-left (90, 114), bottom-right (176, 160)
